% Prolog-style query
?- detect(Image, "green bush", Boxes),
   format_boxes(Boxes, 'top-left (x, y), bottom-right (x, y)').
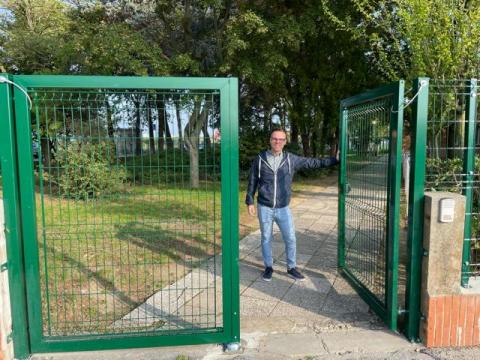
top-left (56, 141), bottom-right (127, 200)
top-left (425, 157), bottom-right (463, 192)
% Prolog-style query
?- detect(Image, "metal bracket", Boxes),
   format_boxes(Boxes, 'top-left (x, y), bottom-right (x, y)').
top-left (223, 342), bottom-right (241, 352)
top-left (398, 308), bottom-right (409, 315)
top-left (0, 262), bottom-right (7, 272)
top-left (6, 332), bottom-right (12, 343)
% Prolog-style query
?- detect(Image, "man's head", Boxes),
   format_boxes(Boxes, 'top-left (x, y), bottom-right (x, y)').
top-left (270, 128), bottom-right (287, 155)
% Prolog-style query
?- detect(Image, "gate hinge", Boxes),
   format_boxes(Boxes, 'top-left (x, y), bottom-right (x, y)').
top-left (6, 331), bottom-right (13, 343)
top-left (422, 249), bottom-right (428, 257)
top-left (398, 308), bottom-right (409, 315)
top-left (0, 262), bottom-right (7, 272)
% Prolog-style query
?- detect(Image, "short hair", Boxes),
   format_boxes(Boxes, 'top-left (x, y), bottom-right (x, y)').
top-left (270, 128), bottom-right (287, 138)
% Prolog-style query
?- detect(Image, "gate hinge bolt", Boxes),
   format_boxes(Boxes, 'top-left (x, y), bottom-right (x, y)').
top-left (0, 262), bottom-right (7, 272)
top-left (398, 308), bottom-right (409, 315)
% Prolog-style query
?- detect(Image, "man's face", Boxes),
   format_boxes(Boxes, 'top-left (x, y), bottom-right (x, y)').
top-left (270, 130), bottom-right (287, 154)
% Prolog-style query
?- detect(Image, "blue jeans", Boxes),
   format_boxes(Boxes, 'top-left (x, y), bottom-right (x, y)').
top-left (257, 204), bottom-right (296, 269)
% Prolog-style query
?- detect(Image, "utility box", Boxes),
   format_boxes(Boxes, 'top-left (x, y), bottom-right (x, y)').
top-left (439, 198), bottom-right (455, 223)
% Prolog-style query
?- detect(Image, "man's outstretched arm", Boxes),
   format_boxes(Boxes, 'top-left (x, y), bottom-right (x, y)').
top-left (291, 153), bottom-right (338, 171)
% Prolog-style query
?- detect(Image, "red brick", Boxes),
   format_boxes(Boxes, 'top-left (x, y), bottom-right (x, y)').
top-left (425, 296), bottom-right (436, 347)
top-left (465, 296), bottom-right (476, 346)
top-left (450, 295), bottom-right (461, 346)
top-left (441, 295), bottom-right (452, 347)
top-left (434, 296), bottom-right (445, 347)
top-left (458, 295), bottom-right (468, 346)
top-left (473, 295), bottom-right (480, 346)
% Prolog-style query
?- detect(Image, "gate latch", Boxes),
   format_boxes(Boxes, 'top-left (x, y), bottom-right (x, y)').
top-left (0, 262), bottom-right (7, 272)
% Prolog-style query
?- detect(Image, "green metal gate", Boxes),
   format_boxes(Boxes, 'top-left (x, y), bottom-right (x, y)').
top-left (338, 81), bottom-right (404, 331)
top-left (0, 75), bottom-right (239, 358)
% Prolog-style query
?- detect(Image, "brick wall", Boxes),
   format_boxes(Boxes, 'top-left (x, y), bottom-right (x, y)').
top-left (0, 200), bottom-right (13, 360)
top-left (421, 193), bottom-right (480, 348)
top-left (422, 294), bottom-right (480, 347)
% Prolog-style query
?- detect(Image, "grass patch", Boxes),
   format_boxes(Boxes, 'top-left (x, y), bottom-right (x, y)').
top-left (1, 154), bottom-right (336, 336)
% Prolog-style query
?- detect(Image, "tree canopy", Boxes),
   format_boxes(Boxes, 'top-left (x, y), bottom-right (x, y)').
top-left (1, 0), bottom-right (478, 159)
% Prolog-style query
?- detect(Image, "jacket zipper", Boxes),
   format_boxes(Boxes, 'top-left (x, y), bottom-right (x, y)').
top-left (273, 171), bottom-right (277, 208)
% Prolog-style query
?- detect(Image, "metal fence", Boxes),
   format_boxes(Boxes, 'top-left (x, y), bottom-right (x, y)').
top-left (0, 76), bottom-right (239, 357)
top-left (339, 81), bottom-right (404, 331)
top-left (33, 88), bottom-right (223, 336)
top-left (421, 79), bottom-right (479, 284)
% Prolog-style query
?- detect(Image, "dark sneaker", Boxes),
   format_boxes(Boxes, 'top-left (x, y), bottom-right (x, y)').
top-left (262, 267), bottom-right (273, 282)
top-left (287, 268), bottom-right (305, 281)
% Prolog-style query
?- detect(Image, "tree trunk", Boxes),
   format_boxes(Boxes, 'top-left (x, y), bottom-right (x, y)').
top-left (106, 102), bottom-right (115, 140)
top-left (165, 116), bottom-right (174, 150)
top-left (175, 104), bottom-right (183, 146)
top-left (301, 130), bottom-right (311, 157)
top-left (184, 100), bottom-right (208, 188)
top-left (203, 127), bottom-right (211, 147)
top-left (290, 121), bottom-right (299, 146)
top-left (158, 106), bottom-right (165, 151)
top-left (134, 98), bottom-right (142, 156)
top-left (148, 107), bottom-right (156, 154)
top-left (41, 137), bottom-right (52, 167)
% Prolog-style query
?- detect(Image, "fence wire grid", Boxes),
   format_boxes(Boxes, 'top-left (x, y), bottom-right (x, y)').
top-left (424, 79), bottom-right (480, 281)
top-left (344, 97), bottom-right (392, 304)
top-left (29, 88), bottom-right (223, 336)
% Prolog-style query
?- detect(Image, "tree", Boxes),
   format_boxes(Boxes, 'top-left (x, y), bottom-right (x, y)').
top-left (0, 0), bottom-right (70, 73)
top-left (224, 1), bottom-right (375, 156)
top-left (323, 0), bottom-right (480, 80)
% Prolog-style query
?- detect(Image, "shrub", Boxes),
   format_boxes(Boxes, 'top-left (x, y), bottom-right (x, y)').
top-left (425, 157), bottom-right (463, 193)
top-left (55, 141), bottom-right (127, 200)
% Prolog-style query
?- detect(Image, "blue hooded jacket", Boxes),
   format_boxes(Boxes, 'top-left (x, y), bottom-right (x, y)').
top-left (246, 150), bottom-right (337, 208)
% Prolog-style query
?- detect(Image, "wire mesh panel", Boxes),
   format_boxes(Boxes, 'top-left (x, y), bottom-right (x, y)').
top-left (9, 76), bottom-right (238, 352)
top-left (343, 98), bottom-right (391, 303)
top-left (339, 81), bottom-right (404, 330)
top-left (424, 79), bottom-right (479, 283)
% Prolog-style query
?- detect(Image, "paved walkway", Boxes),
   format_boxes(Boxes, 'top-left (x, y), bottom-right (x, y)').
top-left (32, 175), bottom-right (480, 359)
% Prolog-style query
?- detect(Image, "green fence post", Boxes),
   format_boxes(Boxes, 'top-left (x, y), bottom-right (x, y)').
top-left (385, 80), bottom-right (405, 331)
top-left (461, 79), bottom-right (478, 287)
top-left (338, 108), bottom-right (347, 269)
top-left (222, 78), bottom-right (240, 343)
top-left (0, 76), bottom-right (31, 359)
top-left (405, 77), bottom-right (429, 342)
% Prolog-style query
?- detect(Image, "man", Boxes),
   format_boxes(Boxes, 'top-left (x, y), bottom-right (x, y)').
top-left (246, 128), bottom-right (338, 281)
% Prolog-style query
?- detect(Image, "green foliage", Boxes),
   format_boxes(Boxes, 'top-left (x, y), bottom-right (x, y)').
top-left (425, 157), bottom-right (463, 192)
top-left (56, 141), bottom-right (127, 200)
top-left (324, 0), bottom-right (480, 80)
top-left (239, 132), bottom-right (267, 176)
top-left (0, 0), bottom-right (70, 73)
top-left (61, 7), bottom-right (168, 76)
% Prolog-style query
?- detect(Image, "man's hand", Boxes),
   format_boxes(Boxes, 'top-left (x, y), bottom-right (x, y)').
top-left (248, 204), bottom-right (256, 217)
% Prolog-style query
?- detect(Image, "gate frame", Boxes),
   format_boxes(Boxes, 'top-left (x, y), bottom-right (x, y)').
top-left (1, 75), bottom-right (239, 358)
top-left (338, 81), bottom-right (405, 331)
top-left (404, 77), bottom-right (429, 341)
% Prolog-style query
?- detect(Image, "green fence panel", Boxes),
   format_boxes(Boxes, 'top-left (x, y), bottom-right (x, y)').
top-left (7, 75), bottom-right (239, 354)
top-left (419, 79), bottom-right (479, 286)
top-left (339, 81), bottom-right (404, 330)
